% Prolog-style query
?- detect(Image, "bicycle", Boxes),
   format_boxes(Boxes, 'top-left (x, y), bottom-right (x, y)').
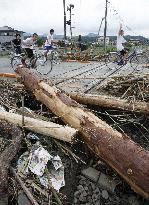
top-left (11, 47), bottom-right (62, 75)
top-left (105, 49), bottom-right (148, 70)
top-left (35, 48), bottom-right (62, 75)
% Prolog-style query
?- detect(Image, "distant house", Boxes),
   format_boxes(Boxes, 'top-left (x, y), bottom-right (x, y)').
top-left (97, 36), bottom-right (109, 45)
top-left (0, 26), bottom-right (24, 44)
top-left (128, 39), bottom-right (142, 45)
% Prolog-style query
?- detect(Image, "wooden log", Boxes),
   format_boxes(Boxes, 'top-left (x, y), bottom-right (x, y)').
top-left (69, 93), bottom-right (149, 115)
top-left (0, 73), bottom-right (17, 78)
top-left (0, 121), bottom-right (23, 205)
top-left (0, 111), bottom-right (76, 143)
top-left (10, 168), bottom-right (39, 205)
top-left (16, 66), bottom-right (149, 199)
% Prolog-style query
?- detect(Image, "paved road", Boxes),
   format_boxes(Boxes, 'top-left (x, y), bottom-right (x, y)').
top-left (0, 56), bottom-right (148, 94)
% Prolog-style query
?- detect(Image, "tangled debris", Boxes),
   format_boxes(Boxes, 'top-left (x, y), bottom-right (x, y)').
top-left (0, 78), bottom-right (149, 205)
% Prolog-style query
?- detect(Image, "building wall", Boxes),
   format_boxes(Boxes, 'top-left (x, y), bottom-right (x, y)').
top-left (0, 32), bottom-right (24, 44)
top-left (98, 37), bottom-right (109, 45)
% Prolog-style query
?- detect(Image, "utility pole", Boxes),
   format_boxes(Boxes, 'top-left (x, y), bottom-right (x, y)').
top-left (63, 0), bottom-right (67, 41)
top-left (69, 5), bottom-right (72, 39)
top-left (97, 17), bottom-right (105, 37)
top-left (67, 4), bottom-right (74, 40)
top-left (103, 0), bottom-right (108, 52)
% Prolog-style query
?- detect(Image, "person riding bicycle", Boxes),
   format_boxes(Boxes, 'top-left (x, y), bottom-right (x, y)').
top-left (11, 33), bottom-right (22, 54)
top-left (44, 29), bottom-right (57, 58)
top-left (117, 24), bottom-right (129, 65)
top-left (22, 33), bottom-right (38, 67)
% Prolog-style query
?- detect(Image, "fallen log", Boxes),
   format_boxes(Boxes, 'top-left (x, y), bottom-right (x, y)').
top-left (0, 121), bottom-right (23, 205)
top-left (16, 66), bottom-right (149, 199)
top-left (69, 93), bottom-right (149, 115)
top-left (10, 167), bottom-right (39, 205)
top-left (0, 73), bottom-right (17, 78)
top-left (0, 111), bottom-right (76, 142)
top-left (112, 77), bottom-right (144, 85)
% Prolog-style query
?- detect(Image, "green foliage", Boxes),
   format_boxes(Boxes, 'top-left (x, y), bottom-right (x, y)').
top-left (36, 37), bottom-right (44, 47)
top-left (106, 46), bottom-right (117, 53)
top-left (57, 40), bottom-right (65, 47)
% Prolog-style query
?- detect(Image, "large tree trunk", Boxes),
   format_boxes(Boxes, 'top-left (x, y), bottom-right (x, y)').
top-left (69, 93), bottom-right (149, 114)
top-left (0, 121), bottom-right (23, 205)
top-left (0, 111), bottom-right (76, 143)
top-left (16, 66), bottom-right (149, 199)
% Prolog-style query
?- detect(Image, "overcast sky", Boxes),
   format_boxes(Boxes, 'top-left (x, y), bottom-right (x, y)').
top-left (0, 0), bottom-right (149, 37)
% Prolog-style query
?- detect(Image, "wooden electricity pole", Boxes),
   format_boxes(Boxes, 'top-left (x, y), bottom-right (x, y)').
top-left (103, 0), bottom-right (108, 52)
top-left (63, 0), bottom-right (67, 41)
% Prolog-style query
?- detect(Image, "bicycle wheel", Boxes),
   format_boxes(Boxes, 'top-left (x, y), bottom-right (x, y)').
top-left (36, 54), bottom-right (52, 75)
top-left (130, 54), bottom-right (148, 71)
top-left (52, 51), bottom-right (62, 64)
top-left (11, 56), bottom-right (22, 71)
top-left (105, 52), bottom-right (121, 69)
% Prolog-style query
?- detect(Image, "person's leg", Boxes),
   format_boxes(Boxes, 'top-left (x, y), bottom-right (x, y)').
top-left (15, 47), bottom-right (19, 54)
top-left (44, 47), bottom-right (49, 58)
top-left (117, 50), bottom-right (126, 65)
top-left (22, 48), bottom-right (34, 68)
top-left (44, 46), bottom-right (52, 58)
top-left (21, 48), bottom-right (28, 66)
top-left (18, 46), bottom-right (22, 54)
top-left (27, 49), bottom-right (36, 68)
top-left (124, 48), bottom-right (129, 59)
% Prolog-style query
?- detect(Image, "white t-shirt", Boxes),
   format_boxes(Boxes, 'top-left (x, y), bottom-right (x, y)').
top-left (45, 34), bottom-right (54, 46)
top-left (22, 37), bottom-right (34, 49)
top-left (117, 35), bottom-right (126, 51)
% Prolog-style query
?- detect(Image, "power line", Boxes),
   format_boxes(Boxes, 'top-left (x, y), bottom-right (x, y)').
top-left (108, 0), bottom-right (146, 37)
top-left (103, 0), bottom-right (108, 52)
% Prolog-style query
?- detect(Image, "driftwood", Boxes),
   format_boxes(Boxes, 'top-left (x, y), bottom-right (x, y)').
top-left (69, 93), bottom-right (149, 115)
top-left (0, 121), bottom-right (23, 205)
top-left (11, 167), bottom-right (39, 205)
top-left (16, 66), bottom-right (149, 199)
top-left (0, 111), bottom-right (76, 143)
top-left (0, 73), bottom-right (17, 78)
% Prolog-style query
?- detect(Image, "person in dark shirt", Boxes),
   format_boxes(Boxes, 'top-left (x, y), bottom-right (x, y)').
top-left (12, 33), bottom-right (22, 54)
top-left (78, 35), bottom-right (82, 51)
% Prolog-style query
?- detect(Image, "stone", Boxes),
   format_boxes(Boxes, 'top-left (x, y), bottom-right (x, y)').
top-left (18, 191), bottom-right (31, 205)
top-left (90, 182), bottom-right (95, 190)
top-left (77, 185), bottom-right (84, 190)
top-left (73, 198), bottom-right (78, 204)
top-left (82, 167), bottom-right (117, 194)
top-left (95, 200), bottom-right (101, 205)
top-left (74, 191), bottom-right (81, 198)
top-left (81, 167), bottom-right (100, 182)
top-left (79, 194), bottom-right (86, 202)
top-left (92, 193), bottom-right (98, 200)
top-left (84, 186), bottom-right (88, 191)
top-left (94, 187), bottom-right (101, 195)
top-left (83, 191), bottom-right (87, 197)
top-left (101, 190), bottom-right (109, 200)
top-left (80, 175), bottom-right (86, 180)
top-left (87, 196), bottom-right (92, 203)
top-left (79, 179), bottom-right (85, 185)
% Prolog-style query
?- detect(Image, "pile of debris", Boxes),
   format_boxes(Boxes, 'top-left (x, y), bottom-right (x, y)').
top-left (62, 50), bottom-right (104, 62)
top-left (0, 67), bottom-right (149, 205)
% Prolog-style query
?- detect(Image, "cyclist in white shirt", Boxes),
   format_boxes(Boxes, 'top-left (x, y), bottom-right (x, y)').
top-left (22, 33), bottom-right (38, 67)
top-left (117, 24), bottom-right (128, 65)
top-left (22, 33), bottom-right (38, 58)
top-left (44, 29), bottom-right (56, 58)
